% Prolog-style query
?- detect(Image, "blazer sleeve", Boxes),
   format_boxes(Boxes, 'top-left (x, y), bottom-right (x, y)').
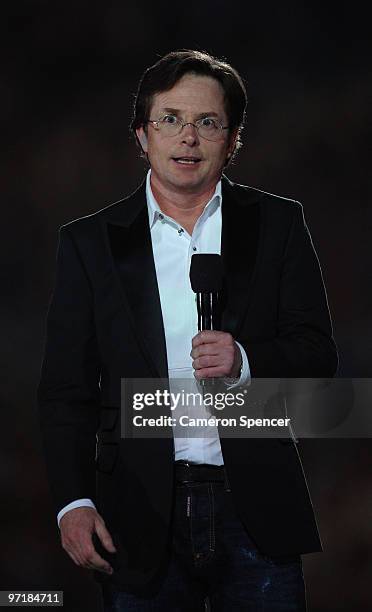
top-left (240, 202), bottom-right (338, 378)
top-left (37, 227), bottom-right (101, 514)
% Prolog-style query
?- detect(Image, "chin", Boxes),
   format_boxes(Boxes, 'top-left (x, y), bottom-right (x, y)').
top-left (169, 172), bottom-right (203, 187)
top-left (175, 178), bottom-right (205, 192)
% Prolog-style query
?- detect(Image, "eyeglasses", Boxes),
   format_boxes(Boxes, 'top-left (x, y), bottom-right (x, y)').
top-left (147, 114), bottom-right (229, 142)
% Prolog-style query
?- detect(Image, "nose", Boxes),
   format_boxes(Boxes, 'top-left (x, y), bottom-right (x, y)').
top-left (180, 123), bottom-right (199, 145)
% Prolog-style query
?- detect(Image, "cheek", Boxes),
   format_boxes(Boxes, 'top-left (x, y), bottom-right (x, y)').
top-left (155, 145), bottom-right (171, 162)
top-left (148, 147), bottom-right (165, 168)
top-left (210, 146), bottom-right (228, 166)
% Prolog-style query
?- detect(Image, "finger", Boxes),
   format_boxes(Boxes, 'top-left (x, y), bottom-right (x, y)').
top-left (64, 546), bottom-right (81, 567)
top-left (63, 539), bottom-right (98, 571)
top-left (85, 559), bottom-right (113, 574)
top-left (72, 531), bottom-right (108, 571)
top-left (61, 536), bottom-right (86, 567)
top-left (79, 527), bottom-right (114, 573)
top-left (192, 330), bottom-right (223, 348)
top-left (81, 545), bottom-right (113, 574)
top-left (193, 355), bottom-right (220, 370)
top-left (95, 519), bottom-right (117, 553)
top-left (194, 366), bottom-right (229, 379)
top-left (191, 344), bottom-right (220, 359)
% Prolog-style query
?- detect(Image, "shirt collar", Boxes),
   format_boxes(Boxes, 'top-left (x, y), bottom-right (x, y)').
top-left (145, 169), bottom-right (222, 229)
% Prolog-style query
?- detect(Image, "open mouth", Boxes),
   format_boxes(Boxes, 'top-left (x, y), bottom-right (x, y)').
top-left (172, 157), bottom-right (202, 165)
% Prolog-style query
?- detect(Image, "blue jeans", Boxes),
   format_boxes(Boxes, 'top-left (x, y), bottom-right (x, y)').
top-left (102, 481), bottom-right (306, 611)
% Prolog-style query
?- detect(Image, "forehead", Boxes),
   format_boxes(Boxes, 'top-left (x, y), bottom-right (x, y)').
top-left (150, 74), bottom-right (226, 117)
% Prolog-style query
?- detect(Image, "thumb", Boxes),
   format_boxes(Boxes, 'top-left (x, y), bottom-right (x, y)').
top-left (95, 517), bottom-right (117, 553)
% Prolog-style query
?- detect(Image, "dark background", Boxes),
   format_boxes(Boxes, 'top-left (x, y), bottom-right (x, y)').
top-left (1, 2), bottom-right (371, 610)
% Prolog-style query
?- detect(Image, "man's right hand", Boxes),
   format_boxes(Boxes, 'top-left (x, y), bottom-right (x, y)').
top-left (60, 507), bottom-right (116, 574)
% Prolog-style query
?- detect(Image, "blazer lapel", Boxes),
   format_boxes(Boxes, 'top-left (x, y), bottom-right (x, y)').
top-left (105, 182), bottom-right (168, 379)
top-left (220, 175), bottom-right (263, 337)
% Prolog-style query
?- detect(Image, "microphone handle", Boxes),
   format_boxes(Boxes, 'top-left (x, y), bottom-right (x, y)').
top-left (196, 292), bottom-right (220, 331)
top-left (196, 292), bottom-right (220, 389)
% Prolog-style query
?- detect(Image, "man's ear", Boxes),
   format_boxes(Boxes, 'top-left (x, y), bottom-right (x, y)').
top-left (136, 127), bottom-right (148, 154)
top-left (227, 127), bottom-right (239, 158)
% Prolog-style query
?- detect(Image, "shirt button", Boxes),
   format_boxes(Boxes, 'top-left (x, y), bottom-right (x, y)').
top-left (178, 228), bottom-right (184, 235)
top-left (193, 246), bottom-right (197, 251)
top-left (158, 213), bottom-right (164, 220)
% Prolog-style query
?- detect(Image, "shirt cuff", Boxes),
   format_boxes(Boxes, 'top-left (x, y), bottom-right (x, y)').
top-left (57, 498), bottom-right (96, 528)
top-left (223, 341), bottom-right (251, 389)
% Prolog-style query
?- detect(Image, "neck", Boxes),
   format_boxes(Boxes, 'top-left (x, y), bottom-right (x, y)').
top-left (150, 175), bottom-right (218, 234)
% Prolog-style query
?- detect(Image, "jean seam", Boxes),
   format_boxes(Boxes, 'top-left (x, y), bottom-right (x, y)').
top-left (208, 483), bottom-right (215, 552)
top-left (188, 486), bottom-right (195, 557)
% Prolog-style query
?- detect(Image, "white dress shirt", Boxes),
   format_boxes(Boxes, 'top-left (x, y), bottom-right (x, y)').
top-left (57, 170), bottom-right (251, 525)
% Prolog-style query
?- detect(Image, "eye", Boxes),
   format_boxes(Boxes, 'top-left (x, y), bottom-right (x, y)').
top-left (199, 117), bottom-right (217, 129)
top-left (161, 114), bottom-right (178, 124)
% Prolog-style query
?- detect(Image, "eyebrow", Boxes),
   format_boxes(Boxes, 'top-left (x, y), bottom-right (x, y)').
top-left (159, 107), bottom-right (220, 119)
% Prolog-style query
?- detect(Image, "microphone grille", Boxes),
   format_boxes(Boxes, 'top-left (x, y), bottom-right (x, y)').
top-left (190, 254), bottom-right (223, 292)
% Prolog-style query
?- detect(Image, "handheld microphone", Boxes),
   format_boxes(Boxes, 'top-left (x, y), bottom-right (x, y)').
top-left (190, 254), bottom-right (223, 387)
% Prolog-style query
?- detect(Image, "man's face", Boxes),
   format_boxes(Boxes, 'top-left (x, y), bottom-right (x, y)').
top-left (136, 74), bottom-right (237, 195)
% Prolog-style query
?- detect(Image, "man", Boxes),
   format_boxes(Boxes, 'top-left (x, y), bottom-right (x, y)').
top-left (38, 50), bottom-right (338, 610)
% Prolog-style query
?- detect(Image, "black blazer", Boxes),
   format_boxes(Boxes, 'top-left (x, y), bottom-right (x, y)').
top-left (38, 175), bottom-right (338, 590)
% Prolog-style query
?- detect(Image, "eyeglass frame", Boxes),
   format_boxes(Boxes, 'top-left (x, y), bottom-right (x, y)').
top-left (146, 115), bottom-right (230, 140)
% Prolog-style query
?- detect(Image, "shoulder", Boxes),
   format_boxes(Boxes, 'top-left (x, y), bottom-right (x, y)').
top-left (59, 180), bottom-right (146, 240)
top-left (223, 175), bottom-right (302, 214)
